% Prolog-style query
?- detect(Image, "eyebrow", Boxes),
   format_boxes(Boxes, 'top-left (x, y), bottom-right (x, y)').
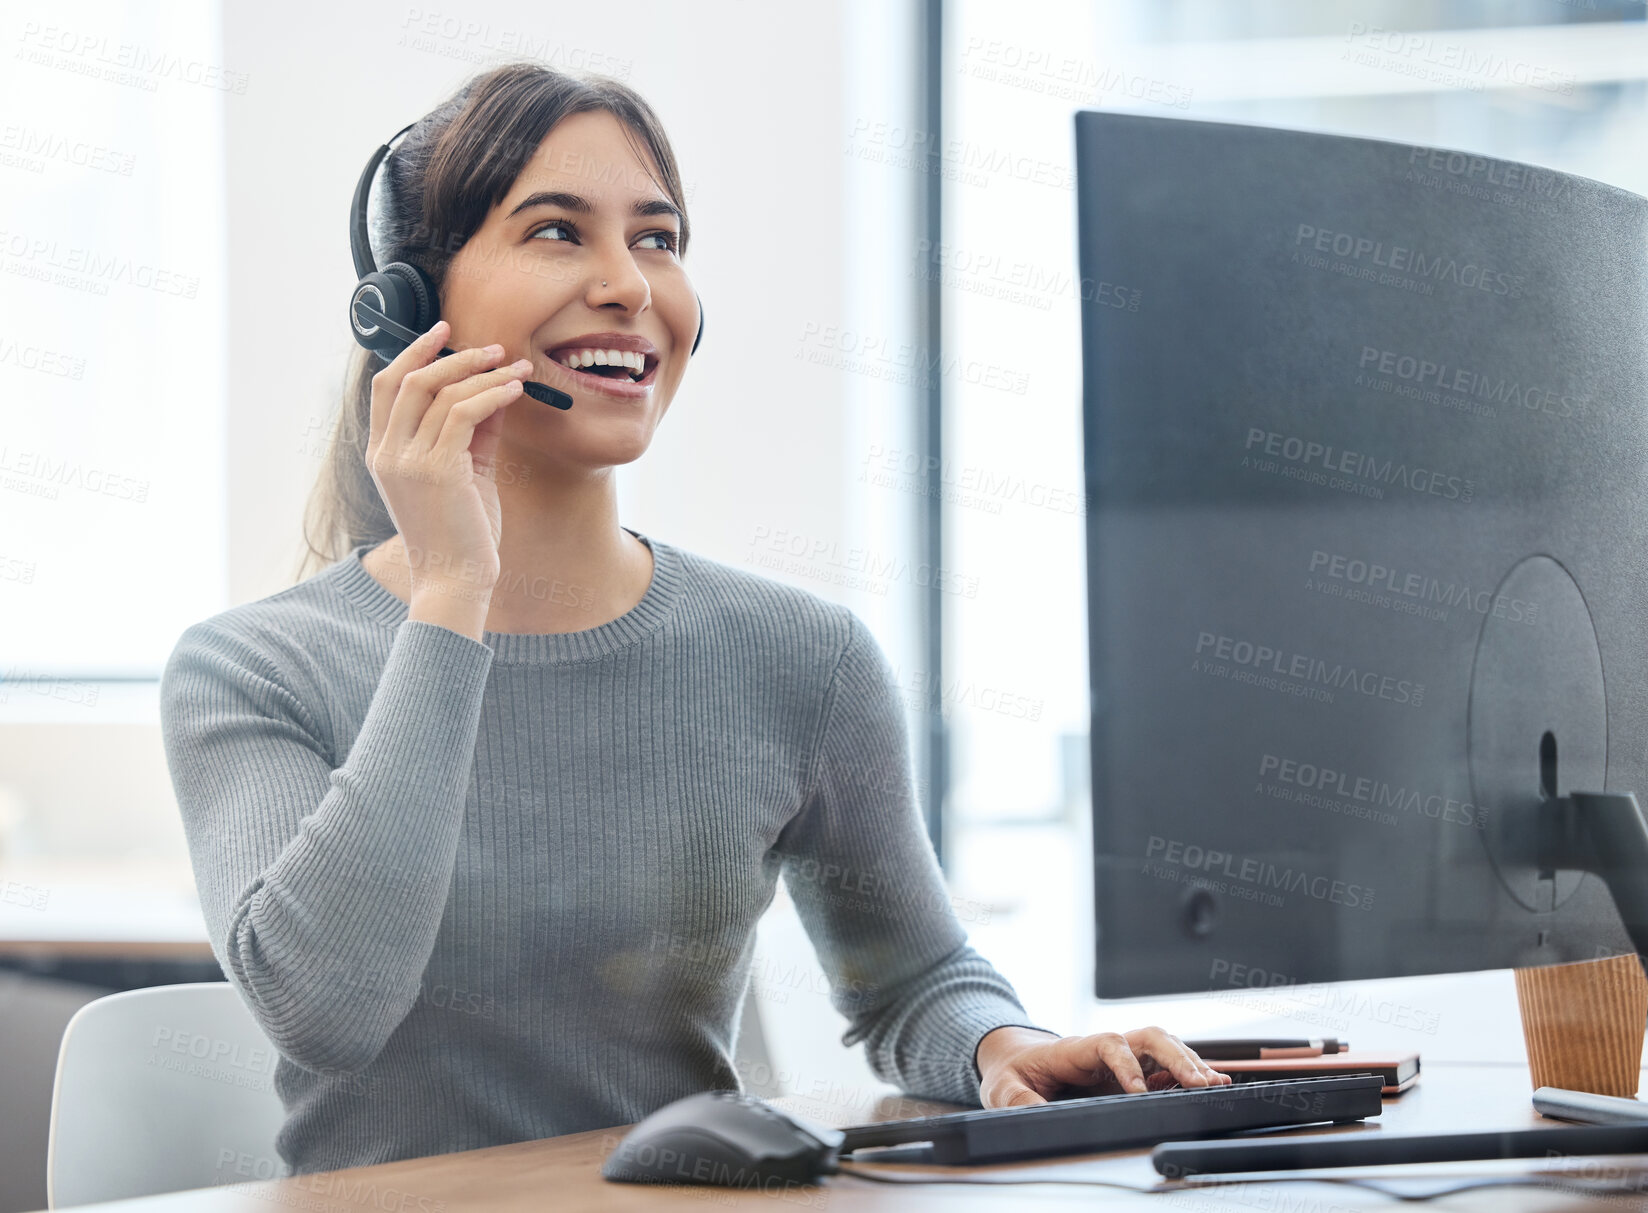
top-left (505, 190), bottom-right (682, 225)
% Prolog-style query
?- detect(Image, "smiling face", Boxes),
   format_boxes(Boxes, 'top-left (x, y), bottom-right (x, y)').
top-left (440, 108), bottom-right (696, 470)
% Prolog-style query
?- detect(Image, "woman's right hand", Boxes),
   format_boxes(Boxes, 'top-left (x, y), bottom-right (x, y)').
top-left (365, 319), bottom-right (532, 598)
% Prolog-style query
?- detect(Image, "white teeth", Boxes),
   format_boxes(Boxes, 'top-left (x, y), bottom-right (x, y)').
top-left (554, 347), bottom-right (650, 380)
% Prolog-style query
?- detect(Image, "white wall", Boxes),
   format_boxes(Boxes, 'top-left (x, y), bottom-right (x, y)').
top-left (0, 0), bottom-right (937, 1114)
top-left (223, 0), bottom-right (882, 606)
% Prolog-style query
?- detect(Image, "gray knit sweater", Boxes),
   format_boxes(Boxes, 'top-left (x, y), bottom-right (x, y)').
top-left (158, 526), bottom-right (1052, 1173)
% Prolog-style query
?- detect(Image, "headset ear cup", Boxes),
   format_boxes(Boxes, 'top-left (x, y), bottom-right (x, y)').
top-left (350, 270), bottom-right (414, 358)
top-left (382, 261), bottom-right (439, 334)
top-left (692, 292), bottom-right (704, 356)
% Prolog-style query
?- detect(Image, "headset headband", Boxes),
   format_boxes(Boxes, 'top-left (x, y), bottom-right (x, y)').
top-left (350, 122), bottom-right (415, 281)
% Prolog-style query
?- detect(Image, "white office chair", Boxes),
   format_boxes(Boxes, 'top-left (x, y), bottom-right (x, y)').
top-left (45, 972), bottom-right (779, 1207)
top-left (47, 981), bottom-right (290, 1208)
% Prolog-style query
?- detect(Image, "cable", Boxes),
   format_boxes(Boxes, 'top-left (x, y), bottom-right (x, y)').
top-left (835, 1162), bottom-right (1156, 1194)
top-left (833, 1159), bottom-right (1648, 1202)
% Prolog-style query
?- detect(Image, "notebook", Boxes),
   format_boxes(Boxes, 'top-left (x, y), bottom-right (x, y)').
top-left (1206, 1051), bottom-right (1419, 1094)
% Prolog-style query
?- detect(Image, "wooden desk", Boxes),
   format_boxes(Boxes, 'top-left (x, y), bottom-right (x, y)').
top-left (0, 858), bottom-right (214, 963)
top-left (26, 1061), bottom-right (1648, 1211)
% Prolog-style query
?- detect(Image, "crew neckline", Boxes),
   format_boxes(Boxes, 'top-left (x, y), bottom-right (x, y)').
top-left (326, 527), bottom-right (685, 665)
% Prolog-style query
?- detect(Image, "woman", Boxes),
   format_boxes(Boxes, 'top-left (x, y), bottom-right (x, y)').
top-left (159, 61), bottom-right (1226, 1175)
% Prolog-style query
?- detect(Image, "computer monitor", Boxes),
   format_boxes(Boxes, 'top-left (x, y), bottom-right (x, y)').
top-left (1075, 111), bottom-right (1648, 999)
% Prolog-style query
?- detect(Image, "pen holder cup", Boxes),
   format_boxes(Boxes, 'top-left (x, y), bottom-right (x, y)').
top-left (1513, 953), bottom-right (1648, 1097)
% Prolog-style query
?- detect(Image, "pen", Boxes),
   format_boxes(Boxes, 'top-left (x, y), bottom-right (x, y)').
top-left (1184, 1038), bottom-right (1347, 1060)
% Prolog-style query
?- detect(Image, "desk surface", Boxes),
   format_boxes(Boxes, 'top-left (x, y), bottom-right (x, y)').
top-left (30, 1062), bottom-right (1648, 1212)
top-left (0, 857), bottom-right (212, 960)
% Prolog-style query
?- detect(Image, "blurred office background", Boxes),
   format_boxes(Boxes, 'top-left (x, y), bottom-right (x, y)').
top-left (1, 0), bottom-right (1645, 1208)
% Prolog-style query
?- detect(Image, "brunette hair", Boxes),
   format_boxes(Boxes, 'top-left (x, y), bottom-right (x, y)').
top-left (292, 61), bottom-right (691, 583)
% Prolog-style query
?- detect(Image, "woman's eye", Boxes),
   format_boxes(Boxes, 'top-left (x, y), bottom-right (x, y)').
top-left (527, 221), bottom-right (677, 253)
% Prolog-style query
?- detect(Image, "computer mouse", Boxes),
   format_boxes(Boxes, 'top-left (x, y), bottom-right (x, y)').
top-left (601, 1089), bottom-right (845, 1188)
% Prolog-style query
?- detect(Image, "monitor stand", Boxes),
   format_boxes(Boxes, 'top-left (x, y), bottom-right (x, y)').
top-left (1511, 791), bottom-right (1648, 1099)
top-left (1527, 791), bottom-right (1648, 977)
top-left (1168, 790), bottom-right (1648, 1176)
top-left (1466, 565), bottom-right (1648, 1096)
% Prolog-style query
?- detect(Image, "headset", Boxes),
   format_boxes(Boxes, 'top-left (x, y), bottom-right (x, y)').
top-left (347, 121), bottom-right (702, 411)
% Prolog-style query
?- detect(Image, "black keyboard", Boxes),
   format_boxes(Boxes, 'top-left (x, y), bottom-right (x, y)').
top-left (839, 1074), bottom-right (1385, 1165)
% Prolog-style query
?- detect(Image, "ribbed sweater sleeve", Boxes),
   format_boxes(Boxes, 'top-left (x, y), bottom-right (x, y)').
top-left (774, 609), bottom-right (1060, 1106)
top-left (158, 617), bottom-right (495, 1077)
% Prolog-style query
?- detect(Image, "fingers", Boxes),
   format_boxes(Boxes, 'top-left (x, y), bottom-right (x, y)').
top-left (416, 358), bottom-right (533, 449)
top-left (381, 335), bottom-right (510, 450)
top-left (984, 1081), bottom-right (1046, 1110)
top-left (390, 342), bottom-right (510, 448)
top-left (1026, 1032), bottom-right (1147, 1094)
top-left (1145, 1069), bottom-right (1182, 1092)
top-left (368, 319), bottom-right (449, 452)
top-left (1044, 1028), bottom-right (1232, 1096)
top-left (980, 1029), bottom-right (1232, 1108)
top-left (1125, 1027), bottom-right (1230, 1089)
top-left (1094, 1033), bottom-right (1149, 1093)
top-left (430, 377), bottom-right (526, 467)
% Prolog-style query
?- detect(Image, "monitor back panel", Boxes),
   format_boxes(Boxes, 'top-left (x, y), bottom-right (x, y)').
top-left (1075, 111), bottom-right (1648, 996)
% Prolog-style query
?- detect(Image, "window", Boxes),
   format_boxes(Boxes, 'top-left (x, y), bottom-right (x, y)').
top-left (1, 0), bottom-right (229, 703)
top-left (940, 0), bottom-right (1648, 1034)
